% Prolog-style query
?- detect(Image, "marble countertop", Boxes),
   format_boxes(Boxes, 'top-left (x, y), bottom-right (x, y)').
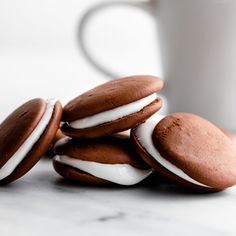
top-left (1, 158), bottom-right (236, 236)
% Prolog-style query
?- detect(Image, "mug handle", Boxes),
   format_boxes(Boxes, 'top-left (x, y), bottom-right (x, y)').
top-left (78, 0), bottom-right (155, 79)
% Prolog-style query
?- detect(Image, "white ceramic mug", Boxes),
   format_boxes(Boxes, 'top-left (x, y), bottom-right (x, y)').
top-left (78, 0), bottom-right (236, 131)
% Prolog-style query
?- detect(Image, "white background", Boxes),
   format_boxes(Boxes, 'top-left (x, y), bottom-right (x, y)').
top-left (0, 0), bottom-right (161, 122)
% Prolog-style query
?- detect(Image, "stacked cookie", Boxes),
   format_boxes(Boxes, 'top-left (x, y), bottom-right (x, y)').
top-left (53, 75), bottom-right (163, 186)
top-left (1, 75), bottom-right (236, 193)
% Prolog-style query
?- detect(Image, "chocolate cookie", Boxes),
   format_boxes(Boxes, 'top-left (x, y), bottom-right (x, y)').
top-left (131, 113), bottom-right (236, 192)
top-left (53, 135), bottom-right (152, 185)
top-left (46, 129), bottom-right (66, 156)
top-left (0, 98), bottom-right (62, 185)
top-left (61, 75), bottom-right (163, 138)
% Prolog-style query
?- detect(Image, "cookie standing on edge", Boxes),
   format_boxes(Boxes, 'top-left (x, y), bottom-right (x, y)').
top-left (61, 75), bottom-right (163, 138)
top-left (0, 98), bottom-right (62, 185)
top-left (53, 135), bottom-right (153, 185)
top-left (131, 113), bottom-right (236, 192)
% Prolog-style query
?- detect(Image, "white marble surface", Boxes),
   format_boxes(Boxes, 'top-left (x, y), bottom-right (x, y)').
top-left (1, 158), bottom-right (236, 236)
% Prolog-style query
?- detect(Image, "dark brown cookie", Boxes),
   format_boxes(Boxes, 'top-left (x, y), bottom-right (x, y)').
top-left (53, 135), bottom-right (152, 185)
top-left (131, 113), bottom-right (236, 192)
top-left (0, 98), bottom-right (62, 185)
top-left (61, 75), bottom-right (163, 138)
top-left (46, 129), bottom-right (66, 156)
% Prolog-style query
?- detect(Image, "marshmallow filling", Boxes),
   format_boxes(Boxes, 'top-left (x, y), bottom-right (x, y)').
top-left (69, 93), bottom-right (157, 129)
top-left (54, 155), bottom-right (153, 185)
top-left (0, 99), bottom-right (56, 180)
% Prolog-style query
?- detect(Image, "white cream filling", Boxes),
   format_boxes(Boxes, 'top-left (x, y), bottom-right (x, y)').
top-left (69, 93), bottom-right (157, 129)
top-left (134, 114), bottom-right (211, 188)
top-left (0, 98), bottom-right (57, 180)
top-left (54, 155), bottom-right (153, 185)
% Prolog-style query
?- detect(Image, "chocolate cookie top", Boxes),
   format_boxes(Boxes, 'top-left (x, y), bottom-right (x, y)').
top-left (63, 75), bottom-right (163, 121)
top-left (0, 98), bottom-right (46, 167)
top-left (54, 135), bottom-right (149, 169)
top-left (152, 113), bottom-right (236, 189)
